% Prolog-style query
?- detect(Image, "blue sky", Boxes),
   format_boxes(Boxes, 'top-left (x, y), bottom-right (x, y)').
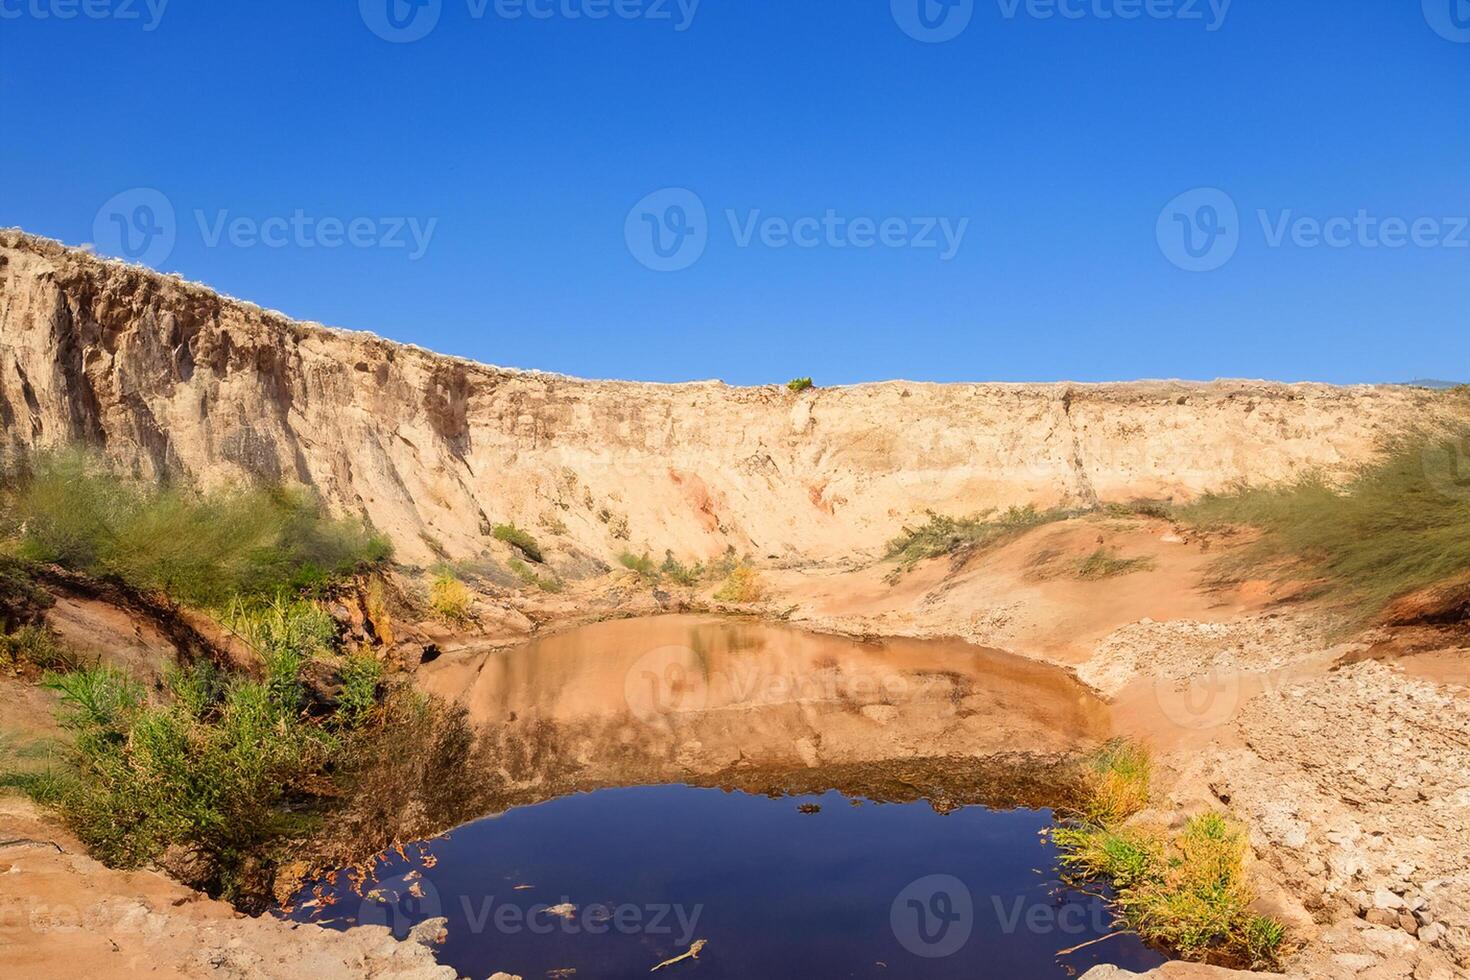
top-left (3, 0), bottom-right (1468, 384)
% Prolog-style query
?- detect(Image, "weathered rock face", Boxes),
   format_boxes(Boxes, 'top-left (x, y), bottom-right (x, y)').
top-left (0, 230), bottom-right (1454, 565)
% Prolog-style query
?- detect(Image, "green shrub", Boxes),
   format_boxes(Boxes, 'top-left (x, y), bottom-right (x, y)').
top-left (1077, 738), bottom-right (1152, 825)
top-left (1178, 429), bottom-right (1470, 616)
top-left (714, 564), bottom-right (764, 603)
top-left (0, 624), bottom-right (76, 673)
top-left (5, 449), bottom-right (389, 606)
top-left (37, 661), bottom-right (336, 905)
top-left (336, 653), bottom-right (382, 730)
top-left (618, 552), bottom-right (658, 580)
top-left (1103, 499), bottom-right (1174, 520)
top-left (222, 594), bottom-right (336, 714)
top-left (660, 551), bottom-right (704, 586)
top-left (507, 558), bottom-right (563, 593)
top-left (886, 505), bottom-right (1072, 580)
top-left (787, 377), bottom-right (814, 392)
top-left (429, 572), bottom-right (474, 623)
top-left (1075, 547), bottom-right (1157, 580)
top-left (492, 523), bottom-right (543, 562)
top-left (1054, 741), bottom-right (1285, 969)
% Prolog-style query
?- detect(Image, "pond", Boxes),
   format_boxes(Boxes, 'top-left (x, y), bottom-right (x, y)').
top-left (284, 616), bottom-right (1166, 978)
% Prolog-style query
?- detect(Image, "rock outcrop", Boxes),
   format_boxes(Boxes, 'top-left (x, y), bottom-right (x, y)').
top-left (0, 229), bottom-right (1455, 567)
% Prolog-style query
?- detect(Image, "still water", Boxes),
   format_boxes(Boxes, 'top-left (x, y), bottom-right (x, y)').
top-left (286, 617), bottom-right (1164, 978)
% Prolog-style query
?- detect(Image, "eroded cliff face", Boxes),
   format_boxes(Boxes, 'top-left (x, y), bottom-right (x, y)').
top-left (0, 230), bottom-right (1451, 566)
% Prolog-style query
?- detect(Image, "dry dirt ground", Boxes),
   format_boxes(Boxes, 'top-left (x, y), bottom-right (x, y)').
top-left (0, 793), bottom-right (457, 980)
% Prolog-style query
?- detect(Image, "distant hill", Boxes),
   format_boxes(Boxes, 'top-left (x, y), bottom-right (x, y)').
top-left (1398, 380), bottom-right (1466, 389)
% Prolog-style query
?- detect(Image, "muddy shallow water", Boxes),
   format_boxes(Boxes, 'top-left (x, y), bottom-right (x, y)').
top-left (418, 614), bottom-right (1115, 795)
top-left (289, 617), bottom-right (1150, 977)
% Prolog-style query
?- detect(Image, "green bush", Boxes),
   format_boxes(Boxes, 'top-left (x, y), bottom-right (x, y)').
top-left (507, 558), bottom-right (563, 593)
top-left (336, 653), bottom-right (382, 730)
top-left (660, 551), bottom-right (704, 586)
top-left (1075, 547), bottom-right (1156, 580)
top-left (37, 657), bottom-right (336, 905)
top-left (0, 624), bottom-right (76, 673)
top-left (4, 449), bottom-right (389, 606)
top-left (886, 505), bottom-right (1072, 580)
top-left (1054, 741), bottom-right (1285, 969)
top-left (222, 594), bottom-right (336, 714)
top-left (1178, 429), bottom-right (1470, 616)
top-left (429, 572), bottom-right (474, 622)
top-left (713, 564), bottom-right (765, 603)
top-left (787, 377), bottom-right (814, 392)
top-left (618, 552), bottom-right (658, 580)
top-left (492, 523), bottom-right (543, 562)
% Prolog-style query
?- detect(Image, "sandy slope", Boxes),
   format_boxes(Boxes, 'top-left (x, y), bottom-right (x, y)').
top-left (1, 229), bottom-right (1457, 569)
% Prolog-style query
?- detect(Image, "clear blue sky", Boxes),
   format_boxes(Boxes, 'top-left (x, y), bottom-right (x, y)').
top-left (3, 0), bottom-right (1468, 385)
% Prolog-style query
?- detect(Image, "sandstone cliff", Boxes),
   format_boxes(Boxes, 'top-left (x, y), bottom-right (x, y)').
top-left (0, 230), bottom-right (1450, 566)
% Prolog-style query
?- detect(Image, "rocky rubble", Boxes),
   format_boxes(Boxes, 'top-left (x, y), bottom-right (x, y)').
top-left (1172, 662), bottom-right (1470, 979)
top-left (1077, 612), bottom-right (1336, 697)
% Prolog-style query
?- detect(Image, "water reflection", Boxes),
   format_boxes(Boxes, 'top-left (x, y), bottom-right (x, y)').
top-left (418, 615), bottom-right (1112, 800)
